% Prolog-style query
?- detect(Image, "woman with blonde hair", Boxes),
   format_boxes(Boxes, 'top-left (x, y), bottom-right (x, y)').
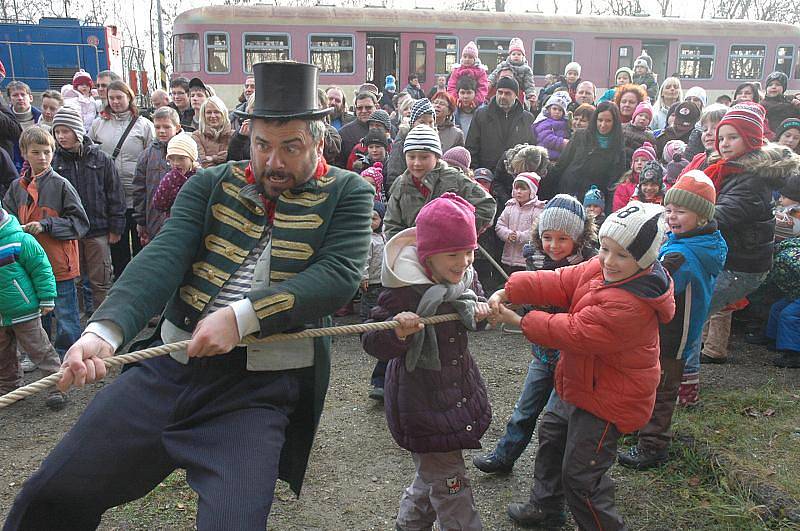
top-left (651, 77), bottom-right (684, 131)
top-left (191, 95), bottom-right (232, 168)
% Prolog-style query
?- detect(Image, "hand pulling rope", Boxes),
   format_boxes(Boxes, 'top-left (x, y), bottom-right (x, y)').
top-left (0, 314), bottom-right (461, 410)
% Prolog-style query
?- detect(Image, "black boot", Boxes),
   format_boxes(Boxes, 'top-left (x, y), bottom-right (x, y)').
top-left (472, 452), bottom-right (513, 473)
top-left (774, 351), bottom-right (800, 368)
top-left (617, 445), bottom-right (669, 470)
top-left (507, 501), bottom-right (566, 528)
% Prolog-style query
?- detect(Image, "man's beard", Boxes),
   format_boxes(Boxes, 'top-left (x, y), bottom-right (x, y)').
top-left (255, 152), bottom-right (318, 199)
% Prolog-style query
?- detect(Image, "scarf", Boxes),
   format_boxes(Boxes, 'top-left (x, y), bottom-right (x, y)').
top-left (596, 132), bottom-right (610, 149)
top-left (410, 175), bottom-right (431, 197)
top-left (244, 157), bottom-right (329, 223)
top-left (702, 158), bottom-right (745, 192)
top-left (524, 244), bottom-right (587, 272)
top-left (405, 269), bottom-right (479, 372)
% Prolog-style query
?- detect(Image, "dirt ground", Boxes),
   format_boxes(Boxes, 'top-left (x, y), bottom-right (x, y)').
top-left (1, 317), bottom-right (799, 530)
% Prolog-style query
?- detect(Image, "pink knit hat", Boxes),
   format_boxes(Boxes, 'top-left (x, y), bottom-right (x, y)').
top-left (72, 69), bottom-right (93, 89)
top-left (509, 38), bottom-right (525, 56)
top-left (462, 41), bottom-right (478, 59)
top-left (632, 100), bottom-right (653, 122)
top-left (442, 146), bottom-right (471, 173)
top-left (632, 141), bottom-right (657, 164)
top-left (416, 192), bottom-right (477, 267)
top-left (360, 162), bottom-right (384, 196)
top-left (663, 139), bottom-right (687, 163)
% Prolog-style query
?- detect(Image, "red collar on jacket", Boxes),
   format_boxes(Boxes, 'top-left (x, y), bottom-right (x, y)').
top-left (244, 158), bottom-right (329, 222)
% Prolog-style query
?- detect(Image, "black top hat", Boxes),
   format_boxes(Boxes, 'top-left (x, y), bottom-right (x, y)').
top-left (235, 61), bottom-right (332, 121)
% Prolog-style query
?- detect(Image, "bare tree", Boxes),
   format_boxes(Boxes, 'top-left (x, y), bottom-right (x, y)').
top-left (654, 0), bottom-right (670, 16)
top-left (597, 0), bottom-right (643, 16)
top-left (495, 0), bottom-right (505, 11)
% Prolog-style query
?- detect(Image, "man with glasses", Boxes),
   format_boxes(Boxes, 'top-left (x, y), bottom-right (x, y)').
top-left (168, 77), bottom-right (194, 132)
top-left (95, 70), bottom-right (120, 113)
top-left (336, 91), bottom-right (377, 167)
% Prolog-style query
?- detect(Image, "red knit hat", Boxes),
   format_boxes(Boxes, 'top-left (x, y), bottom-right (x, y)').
top-left (715, 102), bottom-right (766, 155)
top-left (416, 192), bottom-right (477, 267)
top-left (72, 69), bottom-right (93, 89)
top-left (632, 141), bottom-right (657, 164)
top-left (513, 172), bottom-right (541, 197)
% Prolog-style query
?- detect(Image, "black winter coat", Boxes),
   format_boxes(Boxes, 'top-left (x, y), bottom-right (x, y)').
top-left (336, 119), bottom-right (369, 168)
top-left (0, 105), bottom-right (20, 166)
top-left (0, 146), bottom-right (18, 200)
top-left (543, 129), bottom-right (626, 211)
top-left (762, 95), bottom-right (800, 136)
top-left (52, 137), bottom-right (127, 238)
top-left (715, 143), bottom-right (800, 273)
top-left (465, 98), bottom-right (535, 171)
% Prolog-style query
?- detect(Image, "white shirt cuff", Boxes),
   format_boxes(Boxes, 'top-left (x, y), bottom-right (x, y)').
top-left (230, 298), bottom-right (260, 339)
top-left (84, 320), bottom-right (124, 351)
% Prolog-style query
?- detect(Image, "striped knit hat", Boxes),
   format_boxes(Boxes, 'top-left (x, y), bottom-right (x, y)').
top-left (52, 105), bottom-right (86, 140)
top-left (410, 98), bottom-right (436, 126)
top-left (599, 201), bottom-right (665, 269)
top-left (664, 170), bottom-right (716, 221)
top-left (513, 172), bottom-right (541, 197)
top-left (715, 102), bottom-right (766, 154)
top-left (538, 194), bottom-right (585, 242)
top-left (403, 124), bottom-right (442, 156)
top-left (583, 185), bottom-right (605, 208)
top-left (632, 141), bottom-right (657, 164)
top-left (776, 117), bottom-right (800, 141)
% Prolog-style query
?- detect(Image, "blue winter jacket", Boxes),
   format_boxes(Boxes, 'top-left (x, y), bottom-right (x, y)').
top-left (658, 221), bottom-right (727, 360)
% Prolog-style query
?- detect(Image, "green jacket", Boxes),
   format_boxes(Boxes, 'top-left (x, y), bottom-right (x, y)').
top-left (0, 212), bottom-right (56, 326)
top-left (384, 161), bottom-right (497, 240)
top-left (90, 161), bottom-right (374, 495)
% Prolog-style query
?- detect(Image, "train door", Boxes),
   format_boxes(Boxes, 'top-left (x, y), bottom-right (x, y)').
top-left (608, 39), bottom-right (639, 87)
top-left (366, 33), bottom-right (399, 91)
top-left (641, 41), bottom-right (670, 86)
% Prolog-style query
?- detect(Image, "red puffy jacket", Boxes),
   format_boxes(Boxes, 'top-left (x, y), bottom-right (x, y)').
top-left (505, 257), bottom-right (675, 433)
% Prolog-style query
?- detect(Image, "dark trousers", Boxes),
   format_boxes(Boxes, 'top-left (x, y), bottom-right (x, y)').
top-left (110, 208), bottom-right (142, 278)
top-left (531, 393), bottom-right (626, 530)
top-left (3, 350), bottom-right (300, 531)
top-left (638, 356), bottom-right (685, 453)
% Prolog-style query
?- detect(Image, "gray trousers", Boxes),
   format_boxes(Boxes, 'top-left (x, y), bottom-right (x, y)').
top-left (0, 318), bottom-right (61, 393)
top-left (396, 450), bottom-right (482, 531)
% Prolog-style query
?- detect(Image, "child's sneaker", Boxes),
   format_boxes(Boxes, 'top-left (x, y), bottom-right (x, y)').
top-left (20, 352), bottom-right (38, 373)
top-left (677, 378), bottom-right (699, 407)
top-left (368, 386), bottom-right (384, 401)
top-left (45, 390), bottom-right (68, 411)
top-left (617, 445), bottom-right (669, 470)
top-left (507, 501), bottom-right (566, 528)
top-left (774, 351), bottom-right (800, 369)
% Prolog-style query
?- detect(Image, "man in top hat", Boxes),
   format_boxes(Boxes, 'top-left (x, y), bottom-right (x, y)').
top-left (4, 62), bottom-right (375, 530)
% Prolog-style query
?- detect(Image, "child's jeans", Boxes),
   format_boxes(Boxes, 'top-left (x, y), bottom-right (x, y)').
top-left (41, 279), bottom-right (82, 360)
top-left (0, 318), bottom-right (62, 393)
top-left (493, 356), bottom-right (555, 465)
top-left (396, 450), bottom-right (482, 531)
top-left (766, 298), bottom-right (800, 352)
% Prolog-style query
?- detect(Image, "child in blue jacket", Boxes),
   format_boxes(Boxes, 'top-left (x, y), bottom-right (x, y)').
top-left (619, 171), bottom-right (727, 469)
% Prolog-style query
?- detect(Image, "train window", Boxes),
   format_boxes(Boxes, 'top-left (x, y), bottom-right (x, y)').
top-left (618, 46), bottom-right (634, 70)
top-left (728, 45), bottom-right (766, 80)
top-left (410, 40), bottom-right (427, 83)
top-left (173, 33), bottom-right (200, 73)
top-left (309, 35), bottom-right (354, 74)
top-left (435, 37), bottom-right (458, 77)
top-left (678, 44), bottom-right (715, 80)
top-left (476, 38), bottom-right (510, 72)
top-left (205, 32), bottom-right (230, 74)
top-left (532, 40), bottom-right (573, 77)
top-left (243, 34), bottom-right (290, 73)
top-left (775, 46), bottom-right (794, 79)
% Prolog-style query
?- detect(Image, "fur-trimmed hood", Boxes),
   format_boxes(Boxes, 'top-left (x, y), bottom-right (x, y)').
top-left (529, 210), bottom-right (598, 252)
top-left (730, 142), bottom-right (800, 185)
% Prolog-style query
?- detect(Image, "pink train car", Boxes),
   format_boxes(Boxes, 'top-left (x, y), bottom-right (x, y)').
top-left (171, 5), bottom-right (800, 108)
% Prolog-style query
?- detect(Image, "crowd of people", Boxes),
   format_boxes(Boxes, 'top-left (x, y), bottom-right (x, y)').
top-left (1, 40), bottom-right (800, 529)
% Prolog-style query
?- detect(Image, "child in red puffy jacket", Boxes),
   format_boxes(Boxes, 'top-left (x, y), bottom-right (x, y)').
top-left (491, 201), bottom-right (675, 530)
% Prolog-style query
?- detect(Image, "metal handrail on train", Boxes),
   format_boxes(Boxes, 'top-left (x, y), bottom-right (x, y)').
top-left (0, 41), bottom-right (100, 83)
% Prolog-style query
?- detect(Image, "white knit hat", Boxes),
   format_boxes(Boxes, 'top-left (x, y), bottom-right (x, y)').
top-left (167, 133), bottom-right (198, 161)
top-left (403, 124), bottom-right (442, 157)
top-left (599, 201), bottom-right (665, 269)
top-left (564, 61), bottom-right (582, 77)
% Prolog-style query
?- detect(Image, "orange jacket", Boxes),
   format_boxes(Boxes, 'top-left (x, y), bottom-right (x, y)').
top-left (505, 257), bottom-right (675, 433)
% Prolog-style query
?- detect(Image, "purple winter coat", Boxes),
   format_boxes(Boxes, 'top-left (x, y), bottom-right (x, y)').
top-left (533, 117), bottom-right (569, 160)
top-left (361, 284), bottom-right (491, 453)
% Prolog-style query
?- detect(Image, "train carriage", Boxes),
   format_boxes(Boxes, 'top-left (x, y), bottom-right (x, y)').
top-left (173, 6), bottom-right (800, 108)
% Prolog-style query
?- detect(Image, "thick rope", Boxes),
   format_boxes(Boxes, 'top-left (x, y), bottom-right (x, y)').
top-left (477, 244), bottom-right (509, 280)
top-left (0, 313), bottom-right (461, 410)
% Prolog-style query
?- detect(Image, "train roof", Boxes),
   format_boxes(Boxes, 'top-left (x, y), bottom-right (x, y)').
top-left (174, 5), bottom-right (800, 38)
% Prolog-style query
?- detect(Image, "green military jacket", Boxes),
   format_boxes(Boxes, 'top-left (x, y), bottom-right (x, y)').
top-left (91, 160), bottom-right (374, 495)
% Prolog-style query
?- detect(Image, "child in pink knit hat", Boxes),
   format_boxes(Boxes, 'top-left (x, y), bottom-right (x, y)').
top-left (360, 162), bottom-right (385, 201)
top-left (622, 100), bottom-right (656, 165)
top-left (613, 141), bottom-right (657, 212)
top-left (362, 192), bottom-right (491, 531)
top-left (488, 37), bottom-right (536, 106)
top-left (447, 41), bottom-right (489, 105)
